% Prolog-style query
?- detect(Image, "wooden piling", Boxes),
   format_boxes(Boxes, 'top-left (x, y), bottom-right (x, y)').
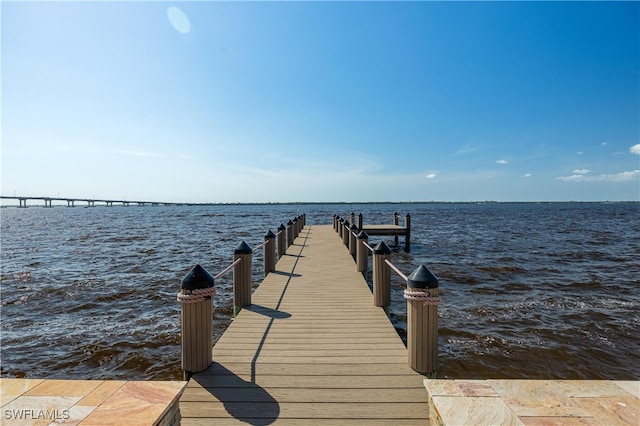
top-left (405, 213), bottom-right (411, 253)
top-left (406, 264), bottom-right (439, 374)
top-left (356, 230), bottom-right (369, 274)
top-left (372, 241), bottom-right (391, 313)
top-left (233, 241), bottom-right (253, 316)
top-left (342, 220), bottom-right (350, 246)
top-left (393, 212), bottom-right (399, 246)
top-left (264, 230), bottom-right (276, 276)
top-left (178, 264), bottom-right (215, 380)
top-left (349, 223), bottom-right (358, 260)
top-left (287, 220), bottom-right (294, 248)
top-left (277, 224), bottom-right (286, 257)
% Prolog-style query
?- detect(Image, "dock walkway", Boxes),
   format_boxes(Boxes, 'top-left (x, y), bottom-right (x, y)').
top-left (179, 224), bottom-right (429, 424)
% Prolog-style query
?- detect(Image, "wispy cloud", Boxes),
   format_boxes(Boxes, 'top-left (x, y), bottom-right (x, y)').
top-left (630, 144), bottom-right (640, 155)
top-left (557, 170), bottom-right (640, 182)
top-left (496, 159), bottom-right (508, 165)
top-left (572, 169), bottom-right (591, 175)
top-left (522, 173), bottom-right (532, 178)
top-left (425, 173), bottom-right (437, 179)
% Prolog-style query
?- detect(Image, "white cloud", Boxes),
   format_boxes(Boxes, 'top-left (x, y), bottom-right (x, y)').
top-left (522, 173), bottom-right (532, 178)
top-left (572, 169), bottom-right (591, 175)
top-left (557, 170), bottom-right (640, 182)
top-left (425, 173), bottom-right (437, 179)
top-left (630, 144), bottom-right (640, 155)
top-left (577, 151), bottom-right (584, 155)
top-left (496, 159), bottom-right (508, 164)
top-left (557, 174), bottom-right (587, 182)
top-left (601, 170), bottom-right (640, 182)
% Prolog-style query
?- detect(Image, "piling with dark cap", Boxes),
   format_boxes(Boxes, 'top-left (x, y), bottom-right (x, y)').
top-left (372, 241), bottom-right (391, 313)
top-left (342, 220), bottom-right (350, 246)
top-left (179, 264), bottom-right (215, 379)
top-left (277, 223), bottom-right (286, 257)
top-left (233, 241), bottom-right (253, 316)
top-left (293, 217), bottom-right (299, 239)
top-left (406, 264), bottom-right (440, 374)
top-left (349, 223), bottom-right (358, 260)
top-left (356, 230), bottom-right (369, 274)
top-left (264, 230), bottom-right (276, 276)
top-left (287, 220), bottom-right (294, 248)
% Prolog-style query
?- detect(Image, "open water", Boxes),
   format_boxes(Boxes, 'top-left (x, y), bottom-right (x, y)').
top-left (1, 202), bottom-right (638, 380)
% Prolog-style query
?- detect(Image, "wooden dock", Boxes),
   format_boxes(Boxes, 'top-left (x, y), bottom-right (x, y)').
top-left (178, 224), bottom-right (430, 424)
top-left (341, 212), bottom-right (411, 252)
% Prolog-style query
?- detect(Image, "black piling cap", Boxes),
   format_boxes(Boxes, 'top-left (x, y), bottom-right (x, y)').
top-left (293, 217), bottom-right (298, 222)
top-left (407, 264), bottom-right (438, 289)
top-left (344, 220), bottom-right (350, 227)
top-left (278, 223), bottom-right (286, 231)
top-left (234, 241), bottom-right (253, 254)
top-left (265, 229), bottom-right (276, 239)
top-left (181, 264), bottom-right (214, 290)
top-left (357, 230), bottom-right (369, 239)
top-left (373, 241), bottom-right (391, 254)
top-left (287, 220), bottom-right (293, 226)
top-left (350, 223), bottom-right (358, 230)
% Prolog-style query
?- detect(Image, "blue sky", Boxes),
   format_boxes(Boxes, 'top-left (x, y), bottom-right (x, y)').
top-left (2, 1), bottom-right (639, 203)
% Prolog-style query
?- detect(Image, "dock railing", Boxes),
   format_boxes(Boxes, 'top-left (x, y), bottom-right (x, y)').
top-left (335, 214), bottom-right (440, 374)
top-left (176, 214), bottom-right (305, 380)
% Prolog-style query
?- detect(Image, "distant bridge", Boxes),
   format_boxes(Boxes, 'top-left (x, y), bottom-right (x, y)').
top-left (0, 195), bottom-right (185, 208)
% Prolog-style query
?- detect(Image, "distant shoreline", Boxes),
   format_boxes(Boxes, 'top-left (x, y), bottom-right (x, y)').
top-left (1, 200), bottom-right (638, 208)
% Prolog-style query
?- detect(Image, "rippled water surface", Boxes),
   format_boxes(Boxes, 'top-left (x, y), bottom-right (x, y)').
top-left (1, 203), bottom-right (638, 380)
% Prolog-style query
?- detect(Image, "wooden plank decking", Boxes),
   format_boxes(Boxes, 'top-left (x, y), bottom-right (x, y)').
top-left (179, 224), bottom-right (429, 425)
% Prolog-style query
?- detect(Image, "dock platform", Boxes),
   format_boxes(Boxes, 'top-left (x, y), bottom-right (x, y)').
top-left (0, 378), bottom-right (185, 425)
top-left (178, 224), bottom-right (429, 424)
top-left (425, 379), bottom-right (639, 425)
